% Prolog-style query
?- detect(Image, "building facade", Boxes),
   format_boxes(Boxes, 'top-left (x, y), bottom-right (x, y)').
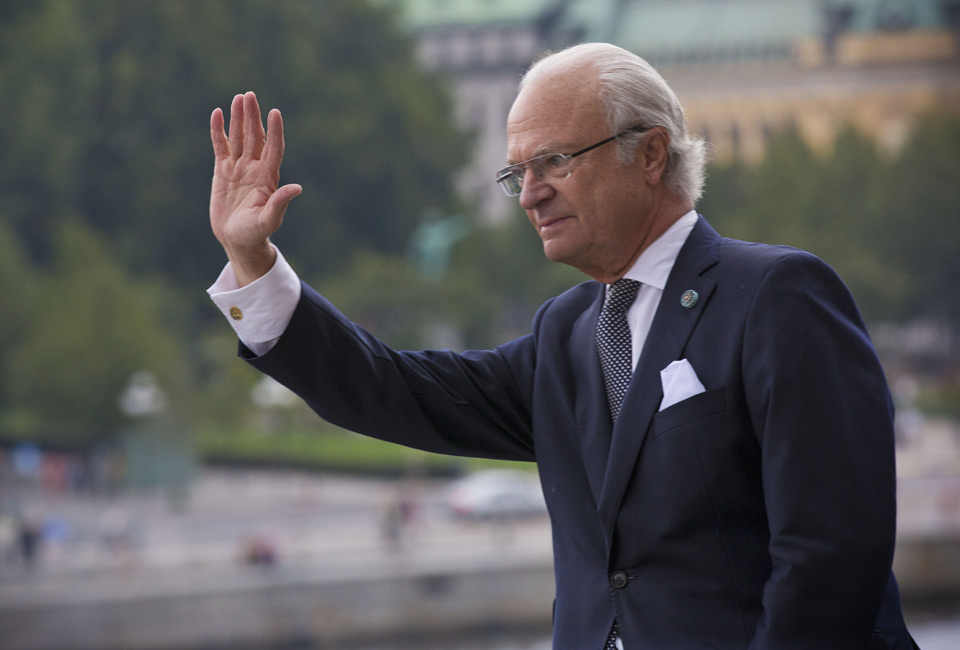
top-left (381, 0), bottom-right (960, 221)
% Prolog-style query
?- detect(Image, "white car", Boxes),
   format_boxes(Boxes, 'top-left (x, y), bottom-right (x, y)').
top-left (446, 469), bottom-right (547, 520)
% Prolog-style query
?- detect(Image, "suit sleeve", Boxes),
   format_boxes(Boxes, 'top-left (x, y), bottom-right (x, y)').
top-left (742, 252), bottom-right (897, 649)
top-left (244, 282), bottom-right (538, 463)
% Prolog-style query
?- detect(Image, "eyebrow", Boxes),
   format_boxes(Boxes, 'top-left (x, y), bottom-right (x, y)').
top-left (505, 142), bottom-right (574, 166)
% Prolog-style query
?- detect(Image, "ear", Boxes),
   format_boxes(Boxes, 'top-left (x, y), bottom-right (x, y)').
top-left (638, 127), bottom-right (670, 186)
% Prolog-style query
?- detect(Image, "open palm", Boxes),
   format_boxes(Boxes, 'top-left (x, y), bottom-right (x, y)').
top-left (209, 92), bottom-right (302, 282)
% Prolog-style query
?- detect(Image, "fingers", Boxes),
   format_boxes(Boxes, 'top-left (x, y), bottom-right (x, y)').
top-left (213, 91), bottom-right (280, 166)
top-left (242, 92), bottom-right (267, 160)
top-left (262, 108), bottom-right (286, 171)
top-left (227, 94), bottom-right (244, 159)
top-left (210, 107), bottom-right (229, 160)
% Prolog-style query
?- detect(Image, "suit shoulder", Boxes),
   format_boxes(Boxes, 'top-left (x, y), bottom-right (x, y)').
top-left (719, 237), bottom-right (805, 263)
top-left (547, 280), bottom-right (601, 312)
top-left (531, 280), bottom-right (600, 331)
top-left (716, 237), bottom-right (834, 276)
top-left (711, 238), bottom-right (856, 312)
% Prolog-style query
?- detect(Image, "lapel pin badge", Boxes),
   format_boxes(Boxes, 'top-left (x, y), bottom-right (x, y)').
top-left (680, 289), bottom-right (699, 309)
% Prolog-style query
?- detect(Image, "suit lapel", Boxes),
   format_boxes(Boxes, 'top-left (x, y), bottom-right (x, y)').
top-left (597, 216), bottom-right (721, 528)
top-left (570, 286), bottom-right (610, 508)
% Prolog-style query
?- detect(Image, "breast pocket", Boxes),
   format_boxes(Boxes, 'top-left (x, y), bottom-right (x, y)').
top-left (652, 386), bottom-right (727, 438)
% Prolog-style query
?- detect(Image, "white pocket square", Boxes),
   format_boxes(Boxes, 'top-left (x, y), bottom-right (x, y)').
top-left (659, 359), bottom-right (706, 411)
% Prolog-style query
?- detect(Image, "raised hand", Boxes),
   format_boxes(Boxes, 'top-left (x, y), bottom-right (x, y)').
top-left (210, 92), bottom-right (302, 286)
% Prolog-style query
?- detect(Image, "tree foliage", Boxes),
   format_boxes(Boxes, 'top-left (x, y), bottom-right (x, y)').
top-left (878, 113), bottom-right (960, 323)
top-left (0, 0), bottom-right (957, 446)
top-left (0, 0), bottom-right (469, 443)
top-left (0, 0), bottom-right (468, 285)
top-left (0, 218), bottom-right (38, 415)
top-left (314, 210), bottom-right (585, 351)
top-left (4, 219), bottom-right (189, 442)
top-left (700, 117), bottom-right (960, 325)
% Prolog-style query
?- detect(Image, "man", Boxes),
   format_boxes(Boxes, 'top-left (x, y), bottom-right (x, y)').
top-left (208, 43), bottom-right (916, 649)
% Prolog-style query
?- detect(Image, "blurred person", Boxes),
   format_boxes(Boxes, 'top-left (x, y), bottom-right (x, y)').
top-left (17, 511), bottom-right (41, 567)
top-left (206, 43), bottom-right (916, 649)
top-left (240, 534), bottom-right (277, 566)
top-left (381, 480), bottom-right (419, 551)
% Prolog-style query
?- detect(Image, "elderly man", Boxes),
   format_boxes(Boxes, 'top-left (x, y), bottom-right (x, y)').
top-left (208, 43), bottom-right (916, 649)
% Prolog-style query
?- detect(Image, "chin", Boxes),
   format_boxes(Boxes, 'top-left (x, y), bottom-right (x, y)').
top-left (541, 243), bottom-right (579, 268)
top-left (540, 241), bottom-right (566, 263)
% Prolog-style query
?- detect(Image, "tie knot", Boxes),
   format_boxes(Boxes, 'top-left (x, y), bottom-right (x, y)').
top-left (604, 279), bottom-right (640, 314)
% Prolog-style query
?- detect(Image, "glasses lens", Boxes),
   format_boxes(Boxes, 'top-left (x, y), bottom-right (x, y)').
top-left (496, 169), bottom-right (524, 197)
top-left (495, 153), bottom-right (570, 198)
top-left (536, 154), bottom-right (570, 179)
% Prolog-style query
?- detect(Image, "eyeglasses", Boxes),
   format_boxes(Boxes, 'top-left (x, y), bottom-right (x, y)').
top-left (495, 125), bottom-right (651, 197)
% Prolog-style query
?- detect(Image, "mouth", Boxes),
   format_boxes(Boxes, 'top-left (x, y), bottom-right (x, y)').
top-left (537, 215), bottom-right (573, 233)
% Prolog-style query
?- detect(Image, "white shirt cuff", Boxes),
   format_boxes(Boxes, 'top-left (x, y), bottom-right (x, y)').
top-left (206, 245), bottom-right (301, 355)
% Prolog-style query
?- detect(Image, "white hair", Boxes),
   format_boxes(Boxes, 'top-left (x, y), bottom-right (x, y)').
top-left (519, 43), bottom-right (708, 204)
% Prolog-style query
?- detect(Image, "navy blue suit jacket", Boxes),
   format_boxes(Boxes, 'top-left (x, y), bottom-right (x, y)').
top-left (246, 216), bottom-right (913, 649)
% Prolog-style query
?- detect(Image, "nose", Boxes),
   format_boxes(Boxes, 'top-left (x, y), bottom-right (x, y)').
top-left (518, 172), bottom-right (555, 210)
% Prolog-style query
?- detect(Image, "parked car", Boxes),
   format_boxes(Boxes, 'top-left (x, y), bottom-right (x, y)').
top-left (446, 469), bottom-right (547, 520)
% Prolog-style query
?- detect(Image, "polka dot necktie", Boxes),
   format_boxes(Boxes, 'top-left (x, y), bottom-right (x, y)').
top-left (596, 278), bottom-right (641, 422)
top-left (605, 620), bottom-right (621, 649)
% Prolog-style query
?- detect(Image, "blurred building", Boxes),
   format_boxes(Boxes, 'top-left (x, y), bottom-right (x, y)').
top-left (375, 0), bottom-right (563, 221)
top-left (379, 0), bottom-right (960, 222)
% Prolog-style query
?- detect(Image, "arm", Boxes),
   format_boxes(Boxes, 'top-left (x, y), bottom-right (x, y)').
top-left (744, 252), bottom-right (896, 649)
top-left (247, 283), bottom-right (538, 463)
top-left (210, 92), bottom-right (302, 286)
top-left (208, 94), bottom-right (535, 461)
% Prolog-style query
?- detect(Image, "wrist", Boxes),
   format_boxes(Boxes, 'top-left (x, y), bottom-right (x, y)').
top-left (224, 240), bottom-right (276, 287)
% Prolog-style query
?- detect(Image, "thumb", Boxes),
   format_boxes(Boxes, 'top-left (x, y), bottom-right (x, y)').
top-left (264, 183), bottom-right (302, 223)
top-left (272, 183), bottom-right (303, 207)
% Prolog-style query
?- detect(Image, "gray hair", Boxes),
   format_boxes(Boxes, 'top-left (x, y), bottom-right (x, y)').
top-left (520, 43), bottom-right (708, 204)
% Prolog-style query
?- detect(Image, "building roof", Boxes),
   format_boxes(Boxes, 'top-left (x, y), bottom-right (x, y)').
top-left (375, 0), bottom-right (564, 30)
top-left (562, 0), bottom-right (821, 65)
top-left (382, 0), bottom-right (956, 61)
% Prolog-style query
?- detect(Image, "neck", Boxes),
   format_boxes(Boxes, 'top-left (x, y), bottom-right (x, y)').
top-left (590, 199), bottom-right (694, 283)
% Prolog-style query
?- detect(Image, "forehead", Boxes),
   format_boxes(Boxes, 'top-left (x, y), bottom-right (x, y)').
top-left (506, 72), bottom-right (606, 163)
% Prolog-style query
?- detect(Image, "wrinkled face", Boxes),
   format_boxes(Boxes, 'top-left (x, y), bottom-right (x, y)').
top-left (506, 70), bottom-right (652, 281)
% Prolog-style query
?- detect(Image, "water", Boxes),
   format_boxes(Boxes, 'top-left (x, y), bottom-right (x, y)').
top-left (907, 603), bottom-right (960, 650)
top-left (352, 606), bottom-right (960, 650)
top-left (5, 462), bottom-right (959, 650)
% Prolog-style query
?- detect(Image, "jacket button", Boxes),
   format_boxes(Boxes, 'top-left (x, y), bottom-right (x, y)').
top-left (610, 570), bottom-right (629, 589)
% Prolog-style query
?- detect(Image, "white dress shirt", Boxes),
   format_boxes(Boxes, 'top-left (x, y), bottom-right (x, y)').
top-left (207, 245), bottom-right (301, 357)
top-left (616, 209), bottom-right (698, 370)
top-left (208, 210), bottom-right (698, 364)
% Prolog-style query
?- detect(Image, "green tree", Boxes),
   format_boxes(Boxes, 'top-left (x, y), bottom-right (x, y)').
top-left (799, 127), bottom-right (909, 321)
top-left (700, 125), bottom-right (913, 324)
top-left (444, 211), bottom-right (587, 348)
top-left (709, 127), bottom-right (822, 249)
top-left (0, 0), bottom-right (471, 441)
top-left (316, 251), bottom-right (436, 350)
top-left (6, 219), bottom-right (189, 442)
top-left (0, 0), bottom-right (468, 286)
top-left (878, 112), bottom-right (960, 323)
top-left (310, 209), bottom-right (586, 352)
top-left (0, 218), bottom-right (38, 427)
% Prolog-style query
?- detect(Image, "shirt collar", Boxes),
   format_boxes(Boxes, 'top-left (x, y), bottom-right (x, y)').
top-left (619, 210), bottom-right (698, 291)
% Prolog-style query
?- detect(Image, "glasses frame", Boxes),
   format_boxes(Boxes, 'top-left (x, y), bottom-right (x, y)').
top-left (495, 124), bottom-right (652, 197)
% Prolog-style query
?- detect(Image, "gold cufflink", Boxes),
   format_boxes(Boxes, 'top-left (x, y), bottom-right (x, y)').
top-left (229, 306), bottom-right (243, 320)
